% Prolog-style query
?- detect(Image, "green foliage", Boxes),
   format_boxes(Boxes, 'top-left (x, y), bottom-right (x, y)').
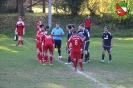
top-left (0, 13), bottom-right (133, 37)
top-left (53, 0), bottom-right (85, 16)
top-left (64, 0), bottom-right (85, 16)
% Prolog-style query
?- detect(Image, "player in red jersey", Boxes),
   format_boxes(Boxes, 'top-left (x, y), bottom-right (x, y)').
top-left (43, 34), bottom-right (54, 65)
top-left (36, 19), bottom-right (42, 31)
top-left (15, 17), bottom-right (25, 46)
top-left (35, 25), bottom-right (46, 63)
top-left (84, 15), bottom-right (92, 33)
top-left (67, 30), bottom-right (84, 71)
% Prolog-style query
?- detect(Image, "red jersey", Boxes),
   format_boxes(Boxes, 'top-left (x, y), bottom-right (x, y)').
top-left (15, 21), bottom-right (25, 36)
top-left (36, 33), bottom-right (45, 44)
top-left (67, 35), bottom-right (84, 51)
top-left (36, 28), bottom-right (41, 36)
top-left (37, 21), bottom-right (42, 31)
top-left (84, 19), bottom-right (91, 28)
top-left (44, 35), bottom-right (54, 45)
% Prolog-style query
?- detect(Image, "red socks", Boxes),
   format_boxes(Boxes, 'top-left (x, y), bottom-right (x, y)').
top-left (50, 56), bottom-right (53, 63)
top-left (17, 40), bottom-right (24, 45)
top-left (78, 59), bottom-right (83, 69)
top-left (73, 59), bottom-right (77, 69)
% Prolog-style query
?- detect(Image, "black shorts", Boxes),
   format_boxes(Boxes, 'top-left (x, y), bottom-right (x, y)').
top-left (85, 27), bottom-right (90, 33)
top-left (102, 46), bottom-right (112, 52)
top-left (84, 41), bottom-right (90, 51)
top-left (54, 40), bottom-right (61, 49)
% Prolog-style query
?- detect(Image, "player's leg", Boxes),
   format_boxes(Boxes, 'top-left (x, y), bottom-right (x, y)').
top-left (38, 46), bottom-right (43, 63)
top-left (77, 51), bottom-right (83, 71)
top-left (49, 45), bottom-right (54, 65)
top-left (57, 40), bottom-right (62, 59)
top-left (101, 46), bottom-right (106, 63)
top-left (16, 35), bottom-right (21, 46)
top-left (107, 47), bottom-right (112, 63)
top-left (43, 45), bottom-right (48, 64)
top-left (83, 41), bottom-right (90, 63)
top-left (20, 36), bottom-right (24, 45)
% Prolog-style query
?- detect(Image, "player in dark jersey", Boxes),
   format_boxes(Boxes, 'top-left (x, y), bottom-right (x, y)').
top-left (65, 24), bottom-right (73, 64)
top-left (77, 26), bottom-right (84, 60)
top-left (80, 24), bottom-right (90, 63)
top-left (67, 30), bottom-right (84, 71)
top-left (101, 26), bottom-right (114, 63)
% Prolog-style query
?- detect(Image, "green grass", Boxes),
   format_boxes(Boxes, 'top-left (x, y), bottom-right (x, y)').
top-left (0, 35), bottom-right (133, 88)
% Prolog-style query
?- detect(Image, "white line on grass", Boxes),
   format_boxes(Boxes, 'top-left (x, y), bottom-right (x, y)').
top-left (54, 58), bottom-right (111, 88)
top-left (23, 38), bottom-right (35, 46)
top-left (24, 38), bottom-right (111, 88)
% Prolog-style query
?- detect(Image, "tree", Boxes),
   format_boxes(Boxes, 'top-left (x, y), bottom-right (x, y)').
top-left (65, 0), bottom-right (85, 16)
top-left (18, 0), bottom-right (25, 16)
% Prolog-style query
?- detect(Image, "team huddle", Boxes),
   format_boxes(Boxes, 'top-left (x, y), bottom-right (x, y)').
top-left (15, 16), bottom-right (113, 71)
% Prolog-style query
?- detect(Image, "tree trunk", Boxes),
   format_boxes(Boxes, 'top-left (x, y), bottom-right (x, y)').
top-left (42, 0), bottom-right (45, 13)
top-left (18, 0), bottom-right (25, 16)
top-left (29, 0), bottom-right (32, 11)
top-left (16, 0), bottom-right (18, 12)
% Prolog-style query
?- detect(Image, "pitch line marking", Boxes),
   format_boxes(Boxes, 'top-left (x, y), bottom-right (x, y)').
top-left (54, 58), bottom-right (111, 88)
top-left (24, 38), bottom-right (111, 88)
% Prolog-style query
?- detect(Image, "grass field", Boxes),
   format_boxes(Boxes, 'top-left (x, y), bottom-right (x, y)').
top-left (0, 35), bottom-right (133, 88)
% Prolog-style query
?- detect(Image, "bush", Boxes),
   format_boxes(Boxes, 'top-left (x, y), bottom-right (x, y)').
top-left (0, 13), bottom-right (133, 38)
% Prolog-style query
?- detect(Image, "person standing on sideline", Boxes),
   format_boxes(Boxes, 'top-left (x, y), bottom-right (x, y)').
top-left (84, 15), bottom-right (92, 33)
top-left (15, 16), bottom-right (25, 46)
top-left (101, 26), bottom-right (113, 63)
top-left (51, 23), bottom-right (64, 60)
top-left (67, 30), bottom-right (84, 71)
top-left (80, 24), bottom-right (90, 63)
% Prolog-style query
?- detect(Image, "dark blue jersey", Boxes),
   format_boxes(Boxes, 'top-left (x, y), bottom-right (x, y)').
top-left (102, 32), bottom-right (113, 47)
top-left (83, 28), bottom-right (90, 41)
top-left (67, 30), bottom-right (72, 41)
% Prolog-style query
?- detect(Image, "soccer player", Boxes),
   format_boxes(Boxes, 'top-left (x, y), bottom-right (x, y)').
top-left (43, 34), bottom-right (54, 65)
top-left (36, 19), bottom-right (42, 31)
top-left (51, 23), bottom-right (64, 60)
top-left (65, 24), bottom-right (73, 64)
top-left (101, 26), bottom-right (113, 63)
top-left (80, 24), bottom-right (90, 63)
top-left (77, 26), bottom-right (84, 59)
top-left (67, 30), bottom-right (84, 71)
top-left (15, 16), bottom-right (25, 46)
top-left (84, 15), bottom-right (92, 33)
top-left (35, 25), bottom-right (45, 62)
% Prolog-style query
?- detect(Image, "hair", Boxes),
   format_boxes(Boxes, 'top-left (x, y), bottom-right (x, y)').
top-left (40, 24), bottom-right (44, 28)
top-left (67, 24), bottom-right (72, 29)
top-left (72, 29), bottom-right (77, 35)
top-left (41, 29), bottom-right (45, 32)
top-left (80, 24), bottom-right (85, 27)
top-left (46, 26), bottom-right (50, 29)
top-left (70, 24), bottom-right (75, 28)
top-left (56, 22), bottom-right (60, 25)
top-left (104, 26), bottom-right (109, 29)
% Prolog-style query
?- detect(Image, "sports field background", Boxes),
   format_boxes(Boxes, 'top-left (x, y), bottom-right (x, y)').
top-left (0, 34), bottom-right (133, 88)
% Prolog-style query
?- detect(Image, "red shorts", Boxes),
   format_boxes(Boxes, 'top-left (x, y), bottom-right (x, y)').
top-left (70, 49), bottom-right (81, 59)
top-left (43, 43), bottom-right (53, 54)
top-left (18, 31), bottom-right (23, 36)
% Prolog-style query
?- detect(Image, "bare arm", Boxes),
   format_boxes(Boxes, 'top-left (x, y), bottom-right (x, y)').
top-left (101, 39), bottom-right (104, 47)
top-left (111, 38), bottom-right (114, 48)
top-left (83, 36), bottom-right (86, 42)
